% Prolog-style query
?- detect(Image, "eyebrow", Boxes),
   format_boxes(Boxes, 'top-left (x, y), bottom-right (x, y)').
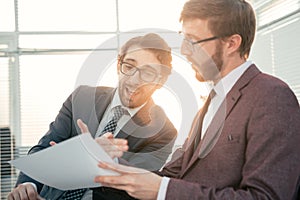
top-left (180, 31), bottom-right (201, 41)
top-left (186, 33), bottom-right (201, 41)
top-left (123, 58), bottom-right (137, 64)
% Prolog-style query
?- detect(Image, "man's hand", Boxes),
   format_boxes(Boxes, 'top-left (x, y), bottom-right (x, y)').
top-left (77, 119), bottom-right (128, 158)
top-left (50, 119), bottom-right (128, 158)
top-left (7, 183), bottom-right (44, 200)
top-left (94, 162), bottom-right (162, 200)
top-left (94, 132), bottom-right (128, 158)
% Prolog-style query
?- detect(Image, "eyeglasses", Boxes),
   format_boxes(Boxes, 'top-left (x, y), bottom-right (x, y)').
top-left (120, 61), bottom-right (161, 82)
top-left (183, 36), bottom-right (220, 52)
top-left (179, 31), bottom-right (221, 52)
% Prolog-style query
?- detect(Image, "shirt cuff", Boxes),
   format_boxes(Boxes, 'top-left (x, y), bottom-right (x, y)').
top-left (157, 177), bottom-right (170, 200)
top-left (22, 182), bottom-right (37, 192)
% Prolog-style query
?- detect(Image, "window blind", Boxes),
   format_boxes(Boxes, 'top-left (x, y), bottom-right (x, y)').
top-left (254, 0), bottom-right (300, 27)
top-left (251, 11), bottom-right (300, 102)
top-left (0, 56), bottom-right (16, 199)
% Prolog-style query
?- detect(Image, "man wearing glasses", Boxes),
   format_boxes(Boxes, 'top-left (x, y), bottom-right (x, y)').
top-left (93, 0), bottom-right (300, 199)
top-left (8, 33), bottom-right (177, 200)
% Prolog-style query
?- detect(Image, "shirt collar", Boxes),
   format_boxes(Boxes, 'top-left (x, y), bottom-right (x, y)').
top-left (110, 88), bottom-right (145, 117)
top-left (213, 60), bottom-right (253, 97)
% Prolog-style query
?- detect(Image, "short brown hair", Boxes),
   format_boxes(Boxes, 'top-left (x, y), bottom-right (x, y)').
top-left (118, 33), bottom-right (172, 68)
top-left (180, 0), bottom-right (256, 58)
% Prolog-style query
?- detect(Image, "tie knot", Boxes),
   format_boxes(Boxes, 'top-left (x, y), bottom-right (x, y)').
top-left (100, 106), bottom-right (128, 135)
top-left (112, 106), bottom-right (127, 120)
top-left (209, 89), bottom-right (216, 100)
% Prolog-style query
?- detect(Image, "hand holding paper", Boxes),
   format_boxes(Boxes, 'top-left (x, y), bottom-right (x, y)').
top-left (9, 119), bottom-right (129, 190)
top-left (95, 161), bottom-right (162, 200)
top-left (50, 119), bottom-right (129, 159)
top-left (78, 119), bottom-right (128, 159)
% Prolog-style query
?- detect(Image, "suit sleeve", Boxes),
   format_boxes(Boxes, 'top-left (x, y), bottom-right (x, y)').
top-left (164, 83), bottom-right (300, 199)
top-left (156, 138), bottom-right (187, 177)
top-left (123, 118), bottom-right (177, 171)
top-left (15, 86), bottom-right (82, 193)
top-left (158, 109), bottom-right (203, 177)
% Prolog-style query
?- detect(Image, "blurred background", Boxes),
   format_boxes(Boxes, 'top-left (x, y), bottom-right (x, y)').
top-left (0, 0), bottom-right (299, 198)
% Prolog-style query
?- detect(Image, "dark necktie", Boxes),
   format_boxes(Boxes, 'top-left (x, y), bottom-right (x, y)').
top-left (194, 89), bottom-right (216, 150)
top-left (101, 105), bottom-right (128, 134)
top-left (62, 106), bottom-right (127, 199)
top-left (62, 188), bottom-right (87, 200)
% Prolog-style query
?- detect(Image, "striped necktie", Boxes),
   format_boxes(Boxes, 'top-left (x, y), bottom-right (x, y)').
top-left (62, 188), bottom-right (87, 200)
top-left (101, 105), bottom-right (128, 134)
top-left (62, 106), bottom-right (127, 199)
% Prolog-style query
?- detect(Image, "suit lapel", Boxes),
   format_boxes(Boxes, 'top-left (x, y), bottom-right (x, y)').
top-left (180, 110), bottom-right (204, 170)
top-left (94, 88), bottom-right (115, 122)
top-left (181, 65), bottom-right (261, 177)
top-left (87, 88), bottom-right (115, 137)
top-left (116, 99), bottom-right (153, 139)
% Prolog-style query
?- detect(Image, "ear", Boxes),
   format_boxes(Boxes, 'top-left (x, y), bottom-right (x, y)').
top-left (224, 34), bottom-right (242, 56)
top-left (155, 75), bottom-right (168, 89)
top-left (155, 83), bottom-right (163, 89)
top-left (117, 59), bottom-right (121, 74)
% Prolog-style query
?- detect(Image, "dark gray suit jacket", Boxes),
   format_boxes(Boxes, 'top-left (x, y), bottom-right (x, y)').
top-left (160, 65), bottom-right (300, 200)
top-left (16, 86), bottom-right (177, 199)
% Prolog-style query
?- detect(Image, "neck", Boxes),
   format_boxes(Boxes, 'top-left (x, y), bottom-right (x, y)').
top-left (218, 57), bottom-right (246, 81)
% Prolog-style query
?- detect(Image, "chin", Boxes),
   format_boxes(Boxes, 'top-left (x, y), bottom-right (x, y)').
top-left (196, 74), bottom-right (205, 82)
top-left (194, 71), bottom-right (207, 82)
top-left (123, 96), bottom-right (142, 108)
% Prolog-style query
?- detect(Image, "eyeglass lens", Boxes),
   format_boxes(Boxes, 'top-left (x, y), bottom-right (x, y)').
top-left (121, 62), bottom-right (158, 82)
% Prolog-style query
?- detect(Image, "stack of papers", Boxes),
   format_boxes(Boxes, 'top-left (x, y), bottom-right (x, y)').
top-left (10, 133), bottom-right (118, 190)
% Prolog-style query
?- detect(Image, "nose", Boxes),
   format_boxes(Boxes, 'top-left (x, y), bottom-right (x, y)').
top-left (127, 70), bottom-right (143, 86)
top-left (180, 40), bottom-right (192, 56)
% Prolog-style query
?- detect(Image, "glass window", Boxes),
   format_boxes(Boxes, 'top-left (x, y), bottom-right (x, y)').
top-left (250, 13), bottom-right (300, 102)
top-left (0, 57), bottom-right (10, 126)
top-left (19, 54), bottom-right (88, 146)
top-left (118, 0), bottom-right (186, 32)
top-left (19, 34), bottom-right (116, 49)
top-left (18, 0), bottom-right (117, 31)
top-left (254, 0), bottom-right (300, 27)
top-left (0, 0), bottom-right (15, 31)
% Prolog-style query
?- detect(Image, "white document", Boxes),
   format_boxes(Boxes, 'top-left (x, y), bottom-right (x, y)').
top-left (9, 133), bottom-right (119, 190)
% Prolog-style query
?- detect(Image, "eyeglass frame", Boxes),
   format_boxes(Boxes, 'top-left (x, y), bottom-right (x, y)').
top-left (119, 61), bottom-right (165, 83)
top-left (188, 36), bottom-right (220, 45)
top-left (179, 31), bottom-right (222, 51)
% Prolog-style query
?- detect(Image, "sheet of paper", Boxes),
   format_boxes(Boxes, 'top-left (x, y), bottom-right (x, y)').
top-left (9, 133), bottom-right (118, 190)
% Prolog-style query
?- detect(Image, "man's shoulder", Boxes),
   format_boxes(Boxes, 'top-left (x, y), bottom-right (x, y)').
top-left (76, 85), bottom-right (114, 92)
top-left (243, 69), bottom-right (299, 108)
top-left (251, 71), bottom-right (296, 99)
top-left (142, 100), bottom-right (167, 118)
top-left (73, 85), bottom-right (115, 96)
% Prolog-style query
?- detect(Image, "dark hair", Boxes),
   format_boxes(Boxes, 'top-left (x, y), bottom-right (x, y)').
top-left (180, 0), bottom-right (256, 58)
top-left (118, 33), bottom-right (172, 68)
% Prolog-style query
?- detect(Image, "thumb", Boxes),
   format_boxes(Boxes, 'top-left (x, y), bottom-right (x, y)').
top-left (77, 119), bottom-right (90, 134)
top-left (37, 195), bottom-right (45, 200)
top-left (102, 132), bottom-right (114, 139)
top-left (49, 141), bottom-right (56, 146)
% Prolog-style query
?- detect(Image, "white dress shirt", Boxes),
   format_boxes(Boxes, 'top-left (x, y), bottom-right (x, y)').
top-left (95, 88), bottom-right (143, 137)
top-left (157, 61), bottom-right (253, 200)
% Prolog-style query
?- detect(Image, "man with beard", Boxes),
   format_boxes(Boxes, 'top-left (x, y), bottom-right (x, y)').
top-left (93, 0), bottom-right (300, 199)
top-left (7, 33), bottom-right (177, 200)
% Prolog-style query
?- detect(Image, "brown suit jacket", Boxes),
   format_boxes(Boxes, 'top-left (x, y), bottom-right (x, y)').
top-left (160, 65), bottom-right (300, 200)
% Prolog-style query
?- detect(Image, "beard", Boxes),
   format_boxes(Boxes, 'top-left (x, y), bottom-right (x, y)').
top-left (187, 43), bottom-right (223, 82)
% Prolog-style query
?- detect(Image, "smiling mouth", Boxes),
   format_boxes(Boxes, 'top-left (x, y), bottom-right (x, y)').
top-left (125, 87), bottom-right (139, 98)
